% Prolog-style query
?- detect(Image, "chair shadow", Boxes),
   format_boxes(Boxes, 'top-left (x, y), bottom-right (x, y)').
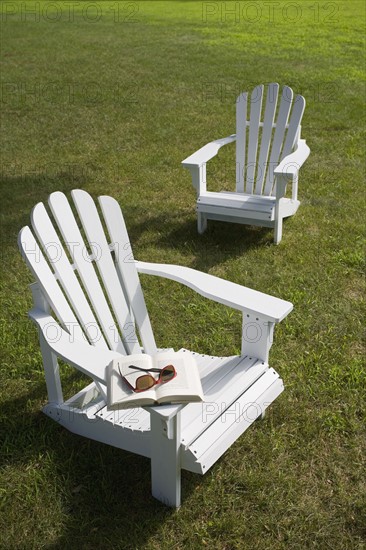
top-left (1, 376), bottom-right (200, 548)
top-left (128, 212), bottom-right (273, 272)
top-left (1, 174), bottom-right (88, 257)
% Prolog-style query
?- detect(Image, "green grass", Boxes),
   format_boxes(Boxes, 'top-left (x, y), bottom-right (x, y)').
top-left (1, 1), bottom-right (365, 548)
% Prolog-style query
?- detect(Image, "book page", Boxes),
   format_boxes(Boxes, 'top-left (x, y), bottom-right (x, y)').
top-left (119, 354), bottom-right (154, 393)
top-left (108, 354), bottom-right (158, 408)
top-left (108, 351), bottom-right (204, 409)
top-left (154, 353), bottom-right (203, 401)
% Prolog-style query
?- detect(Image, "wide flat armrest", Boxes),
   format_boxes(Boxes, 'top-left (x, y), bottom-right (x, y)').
top-left (136, 261), bottom-right (293, 323)
top-left (29, 309), bottom-right (121, 385)
top-left (182, 135), bottom-right (236, 168)
top-left (274, 139), bottom-right (310, 177)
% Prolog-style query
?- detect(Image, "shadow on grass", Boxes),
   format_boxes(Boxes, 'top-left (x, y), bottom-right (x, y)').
top-left (0, 175), bottom-right (88, 256)
top-left (128, 212), bottom-right (274, 272)
top-left (1, 377), bottom-right (199, 548)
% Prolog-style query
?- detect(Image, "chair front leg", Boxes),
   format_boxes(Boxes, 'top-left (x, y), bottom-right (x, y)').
top-left (241, 313), bottom-right (275, 362)
top-left (150, 408), bottom-right (182, 507)
top-left (274, 175), bottom-right (288, 244)
top-left (197, 212), bottom-right (207, 234)
top-left (39, 331), bottom-right (64, 405)
top-left (187, 164), bottom-right (207, 196)
top-left (274, 205), bottom-right (283, 245)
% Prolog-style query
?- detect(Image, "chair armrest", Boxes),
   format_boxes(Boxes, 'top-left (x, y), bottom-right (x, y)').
top-left (182, 135), bottom-right (236, 168)
top-left (136, 261), bottom-right (293, 323)
top-left (274, 139), bottom-right (310, 178)
top-left (29, 308), bottom-right (121, 385)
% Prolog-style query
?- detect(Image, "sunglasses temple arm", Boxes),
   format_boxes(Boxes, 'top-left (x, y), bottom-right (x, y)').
top-left (128, 365), bottom-right (162, 373)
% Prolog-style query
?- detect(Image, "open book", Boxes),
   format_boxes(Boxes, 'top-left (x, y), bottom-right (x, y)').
top-left (107, 351), bottom-right (204, 409)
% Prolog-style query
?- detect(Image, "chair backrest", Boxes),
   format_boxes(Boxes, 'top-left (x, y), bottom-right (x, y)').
top-left (18, 190), bottom-right (157, 356)
top-left (235, 83), bottom-right (306, 196)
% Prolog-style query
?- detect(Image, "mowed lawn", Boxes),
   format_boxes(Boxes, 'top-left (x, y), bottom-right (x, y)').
top-left (0, 1), bottom-right (365, 548)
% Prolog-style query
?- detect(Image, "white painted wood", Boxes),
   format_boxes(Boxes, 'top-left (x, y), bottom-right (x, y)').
top-left (181, 358), bottom-right (266, 447)
top-left (150, 409), bottom-right (181, 507)
top-left (18, 226), bottom-right (86, 342)
top-left (254, 83), bottom-right (279, 195)
top-left (180, 355), bottom-right (249, 438)
top-left (241, 315), bottom-right (274, 361)
top-left (280, 96), bottom-right (306, 160)
top-left (136, 260), bottom-right (293, 322)
top-left (31, 202), bottom-right (109, 349)
top-left (182, 377), bottom-right (284, 474)
top-left (246, 85), bottom-right (264, 194)
top-left (182, 84), bottom-right (309, 244)
top-left (43, 400), bottom-right (152, 459)
top-left (71, 190), bottom-right (141, 355)
top-left (98, 195), bottom-right (157, 356)
top-left (29, 309), bottom-right (119, 385)
top-left (188, 368), bottom-right (280, 459)
top-left (274, 139), bottom-right (310, 177)
top-left (197, 204), bottom-right (274, 223)
top-left (19, 189), bottom-right (293, 507)
top-left (274, 176), bottom-right (287, 244)
top-left (235, 92), bottom-right (247, 192)
top-left (48, 191), bottom-right (126, 353)
top-left (272, 96), bottom-right (306, 196)
top-left (199, 191), bottom-right (275, 213)
top-left (39, 331), bottom-right (64, 404)
top-left (263, 85), bottom-right (293, 196)
top-left (182, 135), bottom-right (236, 168)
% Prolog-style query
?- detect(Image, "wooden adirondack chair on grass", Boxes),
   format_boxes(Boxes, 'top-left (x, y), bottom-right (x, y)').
top-left (18, 189), bottom-right (293, 507)
top-left (182, 83), bottom-right (310, 244)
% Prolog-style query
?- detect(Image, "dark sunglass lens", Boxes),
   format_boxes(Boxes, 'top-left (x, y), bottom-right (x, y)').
top-left (161, 365), bottom-right (175, 381)
top-left (136, 375), bottom-right (155, 391)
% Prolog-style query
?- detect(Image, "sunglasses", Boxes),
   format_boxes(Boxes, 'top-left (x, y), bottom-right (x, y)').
top-left (118, 363), bottom-right (176, 393)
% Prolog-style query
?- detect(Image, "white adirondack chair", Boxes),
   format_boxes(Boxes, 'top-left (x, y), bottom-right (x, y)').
top-left (18, 189), bottom-right (293, 507)
top-left (182, 83), bottom-right (310, 244)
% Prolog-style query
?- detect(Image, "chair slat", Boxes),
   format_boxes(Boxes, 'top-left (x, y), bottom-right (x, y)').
top-left (272, 95), bottom-right (305, 195)
top-left (263, 86), bottom-right (293, 195)
top-left (235, 92), bottom-right (247, 192)
top-left (182, 357), bottom-right (268, 447)
top-left (48, 191), bottom-right (127, 354)
top-left (71, 190), bottom-right (141, 355)
top-left (98, 195), bottom-right (157, 356)
top-left (18, 226), bottom-right (85, 342)
top-left (279, 95), bottom-right (305, 160)
top-left (245, 85), bottom-right (264, 194)
top-left (31, 203), bottom-right (108, 349)
top-left (254, 83), bottom-right (279, 195)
